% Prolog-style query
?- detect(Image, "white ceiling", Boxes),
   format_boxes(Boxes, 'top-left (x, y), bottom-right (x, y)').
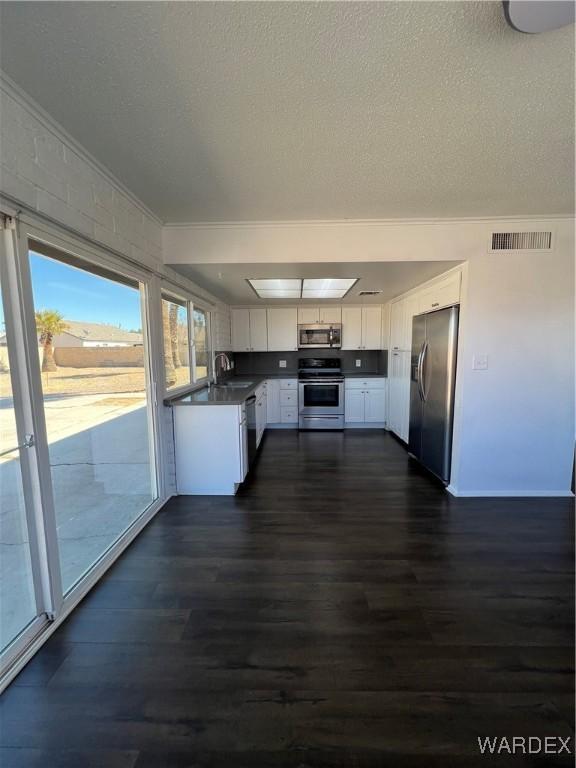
top-left (172, 261), bottom-right (459, 305)
top-left (0, 2), bottom-right (573, 223)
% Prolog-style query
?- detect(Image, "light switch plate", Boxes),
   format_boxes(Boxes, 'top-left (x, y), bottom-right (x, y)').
top-left (279, 360), bottom-right (287, 368)
top-left (355, 359), bottom-right (362, 367)
top-left (473, 354), bottom-right (488, 371)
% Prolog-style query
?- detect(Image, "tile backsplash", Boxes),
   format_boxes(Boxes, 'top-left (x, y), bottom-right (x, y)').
top-left (234, 349), bottom-right (387, 376)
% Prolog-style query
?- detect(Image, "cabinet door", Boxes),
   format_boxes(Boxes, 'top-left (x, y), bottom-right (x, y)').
top-left (249, 308), bottom-right (268, 351)
top-left (365, 388), bottom-right (386, 423)
top-left (388, 350), bottom-right (403, 437)
top-left (256, 395), bottom-right (266, 446)
top-left (402, 295), bottom-right (420, 352)
top-left (345, 388), bottom-right (365, 422)
top-left (231, 308), bottom-right (251, 352)
top-left (298, 307), bottom-right (319, 324)
top-left (389, 301), bottom-right (405, 352)
top-left (266, 379), bottom-right (281, 423)
top-left (319, 306), bottom-right (342, 324)
top-left (400, 350), bottom-right (412, 442)
top-left (362, 306), bottom-right (382, 350)
top-left (267, 308), bottom-right (298, 351)
top-left (418, 272), bottom-right (461, 314)
top-left (341, 307), bottom-right (363, 350)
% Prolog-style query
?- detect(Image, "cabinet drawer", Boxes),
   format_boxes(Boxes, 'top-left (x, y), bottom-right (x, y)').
top-left (280, 406), bottom-right (298, 423)
top-left (278, 379), bottom-right (297, 389)
top-left (280, 390), bottom-right (297, 406)
top-left (418, 273), bottom-right (460, 314)
top-left (346, 377), bottom-right (386, 389)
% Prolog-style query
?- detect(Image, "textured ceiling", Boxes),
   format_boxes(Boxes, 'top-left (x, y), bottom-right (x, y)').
top-left (172, 261), bottom-right (459, 305)
top-left (0, 1), bottom-right (573, 222)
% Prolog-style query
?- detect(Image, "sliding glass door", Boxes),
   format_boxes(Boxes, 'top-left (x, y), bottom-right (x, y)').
top-left (0, 272), bottom-right (42, 652)
top-left (0, 223), bottom-right (49, 661)
top-left (26, 240), bottom-right (158, 594)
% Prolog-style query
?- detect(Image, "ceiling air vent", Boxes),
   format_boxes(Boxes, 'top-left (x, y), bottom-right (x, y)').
top-left (491, 231), bottom-right (552, 251)
top-left (358, 290), bottom-right (382, 296)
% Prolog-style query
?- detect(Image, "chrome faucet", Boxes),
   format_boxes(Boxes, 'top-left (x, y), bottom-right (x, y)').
top-left (212, 352), bottom-right (232, 385)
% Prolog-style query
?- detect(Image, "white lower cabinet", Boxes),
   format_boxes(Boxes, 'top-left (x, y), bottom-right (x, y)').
top-left (344, 389), bottom-right (365, 422)
top-left (365, 389), bottom-right (387, 423)
top-left (388, 350), bottom-right (410, 441)
top-left (173, 403), bottom-right (247, 495)
top-left (266, 378), bottom-right (298, 425)
top-left (345, 378), bottom-right (387, 425)
top-left (266, 379), bottom-right (280, 423)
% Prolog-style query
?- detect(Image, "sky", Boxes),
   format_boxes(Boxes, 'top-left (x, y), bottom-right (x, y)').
top-left (28, 252), bottom-right (143, 331)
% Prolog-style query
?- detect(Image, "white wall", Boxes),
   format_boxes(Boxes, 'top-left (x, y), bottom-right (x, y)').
top-left (450, 241), bottom-right (574, 496)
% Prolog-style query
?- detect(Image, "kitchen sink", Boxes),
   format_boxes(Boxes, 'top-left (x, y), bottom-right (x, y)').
top-left (214, 381), bottom-right (254, 389)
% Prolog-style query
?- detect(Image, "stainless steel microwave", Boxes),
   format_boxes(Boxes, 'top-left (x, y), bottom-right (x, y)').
top-left (298, 323), bottom-right (342, 349)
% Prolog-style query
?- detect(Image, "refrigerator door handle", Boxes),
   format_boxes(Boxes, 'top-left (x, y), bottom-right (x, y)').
top-left (417, 341), bottom-right (427, 401)
top-left (421, 340), bottom-right (430, 402)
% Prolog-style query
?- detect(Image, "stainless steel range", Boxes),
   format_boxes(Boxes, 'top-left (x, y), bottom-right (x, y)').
top-left (298, 358), bottom-right (344, 430)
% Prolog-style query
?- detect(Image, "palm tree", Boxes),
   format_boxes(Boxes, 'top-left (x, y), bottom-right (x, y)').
top-left (35, 310), bottom-right (68, 372)
top-left (169, 302), bottom-right (181, 369)
top-left (162, 301), bottom-right (176, 387)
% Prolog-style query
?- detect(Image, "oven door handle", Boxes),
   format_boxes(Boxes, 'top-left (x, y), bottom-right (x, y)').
top-left (299, 380), bottom-right (343, 385)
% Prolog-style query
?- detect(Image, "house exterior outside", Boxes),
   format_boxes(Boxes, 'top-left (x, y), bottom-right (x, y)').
top-left (52, 321), bottom-right (143, 348)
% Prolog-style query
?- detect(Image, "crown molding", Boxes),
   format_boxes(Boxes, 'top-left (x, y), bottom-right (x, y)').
top-left (163, 213), bottom-right (574, 230)
top-left (0, 70), bottom-right (163, 227)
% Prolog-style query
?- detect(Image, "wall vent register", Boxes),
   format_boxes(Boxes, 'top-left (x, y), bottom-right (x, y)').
top-left (491, 231), bottom-right (552, 251)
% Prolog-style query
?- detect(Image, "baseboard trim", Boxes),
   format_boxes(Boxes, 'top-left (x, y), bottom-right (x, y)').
top-left (447, 485), bottom-right (574, 498)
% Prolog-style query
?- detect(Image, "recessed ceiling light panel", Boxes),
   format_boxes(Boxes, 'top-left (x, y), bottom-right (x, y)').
top-left (302, 278), bottom-right (358, 299)
top-left (247, 277), bottom-right (358, 299)
top-left (247, 278), bottom-right (302, 298)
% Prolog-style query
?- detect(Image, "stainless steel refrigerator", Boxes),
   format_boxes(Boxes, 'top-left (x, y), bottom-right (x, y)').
top-left (409, 305), bottom-right (459, 484)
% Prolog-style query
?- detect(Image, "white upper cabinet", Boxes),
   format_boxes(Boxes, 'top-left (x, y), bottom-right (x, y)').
top-left (341, 307), bottom-right (363, 349)
top-left (249, 308), bottom-right (268, 351)
top-left (297, 307), bottom-right (319, 324)
top-left (267, 307), bottom-right (298, 351)
top-left (297, 306), bottom-right (342, 324)
top-left (319, 306), bottom-right (342, 324)
top-left (342, 306), bottom-right (381, 350)
top-left (418, 271), bottom-right (461, 314)
top-left (231, 308), bottom-right (268, 352)
top-left (231, 308), bottom-right (251, 352)
top-left (361, 306), bottom-right (382, 350)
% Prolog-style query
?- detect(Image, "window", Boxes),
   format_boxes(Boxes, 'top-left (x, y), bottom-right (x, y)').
top-left (161, 294), bottom-right (191, 391)
top-left (28, 240), bottom-right (157, 593)
top-left (193, 306), bottom-right (208, 382)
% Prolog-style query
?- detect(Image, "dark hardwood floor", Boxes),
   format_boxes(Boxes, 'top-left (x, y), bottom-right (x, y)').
top-left (1, 430), bottom-right (574, 767)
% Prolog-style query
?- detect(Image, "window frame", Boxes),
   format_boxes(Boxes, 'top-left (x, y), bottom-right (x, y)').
top-left (160, 282), bottom-right (212, 397)
top-left (191, 303), bottom-right (210, 386)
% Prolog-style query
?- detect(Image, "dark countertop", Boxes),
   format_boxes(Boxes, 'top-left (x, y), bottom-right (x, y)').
top-left (165, 376), bottom-right (268, 406)
top-left (166, 371), bottom-right (387, 407)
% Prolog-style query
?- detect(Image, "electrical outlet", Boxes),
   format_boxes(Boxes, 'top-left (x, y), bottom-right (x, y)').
top-left (355, 359), bottom-right (362, 367)
top-left (473, 354), bottom-right (488, 371)
top-left (279, 360), bottom-right (287, 368)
